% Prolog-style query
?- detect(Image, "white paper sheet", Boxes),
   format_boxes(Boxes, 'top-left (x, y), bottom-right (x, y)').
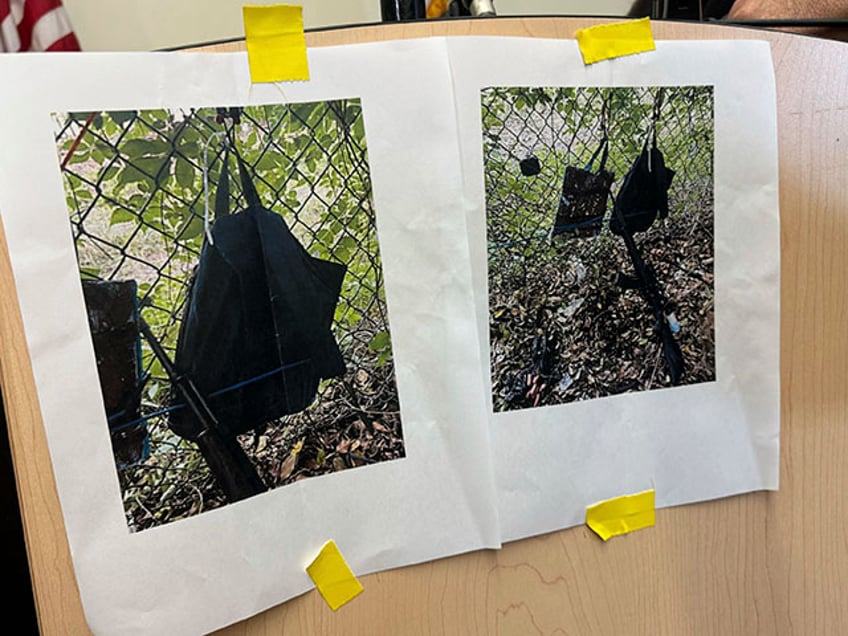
top-left (0, 35), bottom-right (781, 634)
top-left (447, 37), bottom-right (780, 542)
top-left (0, 41), bottom-right (500, 635)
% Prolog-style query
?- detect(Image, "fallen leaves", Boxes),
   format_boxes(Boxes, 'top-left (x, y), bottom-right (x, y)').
top-left (236, 353), bottom-right (406, 490)
top-left (490, 202), bottom-right (716, 412)
top-left (277, 439), bottom-right (304, 480)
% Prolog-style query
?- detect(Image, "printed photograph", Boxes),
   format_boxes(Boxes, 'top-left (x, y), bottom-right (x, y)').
top-left (482, 85), bottom-right (715, 412)
top-left (53, 101), bottom-right (404, 531)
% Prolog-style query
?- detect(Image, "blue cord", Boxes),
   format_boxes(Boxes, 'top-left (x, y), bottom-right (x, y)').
top-left (107, 358), bottom-right (310, 432)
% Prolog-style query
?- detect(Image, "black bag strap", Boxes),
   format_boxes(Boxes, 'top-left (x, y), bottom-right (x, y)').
top-left (235, 152), bottom-right (261, 210)
top-left (214, 132), bottom-right (262, 218)
top-left (586, 97), bottom-right (609, 173)
top-left (214, 144), bottom-right (231, 219)
top-left (651, 88), bottom-right (664, 150)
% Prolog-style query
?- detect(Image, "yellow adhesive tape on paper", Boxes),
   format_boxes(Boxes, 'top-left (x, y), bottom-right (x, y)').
top-left (585, 489), bottom-right (655, 541)
top-left (575, 18), bottom-right (655, 65)
top-left (306, 540), bottom-right (364, 611)
top-left (243, 5), bottom-right (309, 83)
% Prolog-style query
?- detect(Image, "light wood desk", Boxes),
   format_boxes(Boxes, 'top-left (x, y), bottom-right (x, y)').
top-left (2, 17), bottom-right (846, 635)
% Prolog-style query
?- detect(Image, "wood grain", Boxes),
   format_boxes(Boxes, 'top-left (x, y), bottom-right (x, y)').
top-left (3, 17), bottom-right (846, 635)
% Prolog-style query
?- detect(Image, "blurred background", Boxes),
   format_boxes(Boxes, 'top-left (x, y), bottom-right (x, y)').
top-left (55, 0), bottom-right (847, 52)
top-left (58, 0), bottom-right (630, 50)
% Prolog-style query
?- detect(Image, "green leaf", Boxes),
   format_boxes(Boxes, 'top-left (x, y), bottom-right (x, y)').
top-left (291, 102), bottom-right (317, 127)
top-left (122, 137), bottom-right (170, 158)
top-left (128, 192), bottom-right (147, 210)
top-left (108, 110), bottom-right (136, 126)
top-left (307, 103), bottom-right (326, 128)
top-left (110, 208), bottom-right (136, 225)
top-left (177, 140), bottom-right (200, 157)
top-left (175, 158), bottom-right (195, 189)
top-left (91, 140), bottom-right (112, 163)
top-left (256, 149), bottom-right (286, 174)
top-left (334, 235), bottom-right (357, 262)
top-left (285, 191), bottom-right (299, 208)
top-left (351, 113), bottom-right (366, 140)
top-left (69, 111), bottom-right (95, 123)
top-left (67, 146), bottom-right (90, 164)
top-left (376, 349), bottom-right (392, 368)
top-left (177, 214), bottom-right (204, 240)
top-left (368, 330), bottom-right (391, 352)
top-left (100, 163), bottom-right (120, 183)
top-left (344, 104), bottom-right (359, 126)
top-left (177, 126), bottom-right (201, 148)
top-left (135, 155), bottom-right (173, 182)
top-left (315, 227), bottom-right (334, 246)
top-left (337, 307), bottom-right (360, 328)
top-left (117, 164), bottom-right (147, 185)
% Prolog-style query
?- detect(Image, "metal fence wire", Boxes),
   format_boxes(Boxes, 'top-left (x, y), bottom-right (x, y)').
top-left (481, 85), bottom-right (716, 410)
top-left (482, 85), bottom-right (714, 262)
top-left (54, 100), bottom-right (403, 531)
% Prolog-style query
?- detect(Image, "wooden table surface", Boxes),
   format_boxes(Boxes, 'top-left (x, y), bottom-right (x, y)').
top-left (2, 16), bottom-right (846, 636)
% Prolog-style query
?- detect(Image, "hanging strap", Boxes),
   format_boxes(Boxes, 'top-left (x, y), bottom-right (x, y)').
top-left (586, 96), bottom-right (609, 173)
top-left (213, 131), bottom-right (262, 218)
top-left (651, 87), bottom-right (664, 149)
top-left (586, 135), bottom-right (608, 173)
top-left (214, 145), bottom-right (231, 219)
top-left (641, 87), bottom-right (665, 172)
top-left (235, 152), bottom-right (261, 210)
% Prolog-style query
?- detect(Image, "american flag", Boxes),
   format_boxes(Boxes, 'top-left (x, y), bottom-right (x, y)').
top-left (0, 0), bottom-right (79, 52)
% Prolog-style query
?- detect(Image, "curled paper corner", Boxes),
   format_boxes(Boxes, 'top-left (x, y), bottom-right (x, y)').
top-left (306, 540), bottom-right (364, 611)
top-left (574, 17), bottom-right (656, 65)
top-left (585, 489), bottom-right (656, 541)
top-left (243, 4), bottom-right (310, 83)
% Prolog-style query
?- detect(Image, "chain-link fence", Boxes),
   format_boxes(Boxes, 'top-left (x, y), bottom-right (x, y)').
top-left (482, 86), bottom-right (715, 410)
top-left (54, 100), bottom-right (404, 531)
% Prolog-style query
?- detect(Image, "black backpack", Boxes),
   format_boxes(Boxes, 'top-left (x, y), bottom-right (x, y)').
top-left (168, 146), bottom-right (346, 440)
top-left (609, 124), bottom-right (675, 237)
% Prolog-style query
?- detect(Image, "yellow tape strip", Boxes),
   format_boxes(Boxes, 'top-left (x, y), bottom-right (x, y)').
top-left (575, 18), bottom-right (655, 65)
top-left (306, 540), bottom-right (364, 611)
top-left (585, 489), bottom-right (656, 541)
top-left (242, 5), bottom-right (309, 83)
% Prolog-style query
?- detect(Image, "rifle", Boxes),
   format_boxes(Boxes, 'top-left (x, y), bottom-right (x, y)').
top-left (138, 317), bottom-right (267, 502)
top-left (612, 202), bottom-right (684, 385)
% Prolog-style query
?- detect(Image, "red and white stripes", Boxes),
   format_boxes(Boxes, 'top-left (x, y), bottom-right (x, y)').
top-left (0, 0), bottom-right (80, 52)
